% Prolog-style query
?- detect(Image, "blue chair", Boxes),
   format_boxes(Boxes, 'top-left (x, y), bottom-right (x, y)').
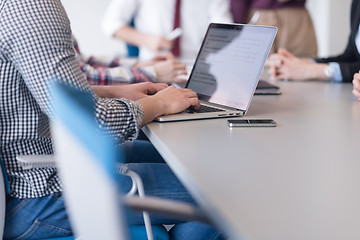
top-left (0, 157), bottom-right (9, 238)
top-left (48, 80), bottom-right (210, 240)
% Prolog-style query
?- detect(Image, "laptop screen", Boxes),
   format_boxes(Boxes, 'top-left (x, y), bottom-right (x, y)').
top-left (186, 23), bottom-right (277, 111)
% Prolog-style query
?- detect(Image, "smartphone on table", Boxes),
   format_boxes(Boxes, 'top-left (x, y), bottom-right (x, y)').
top-left (227, 119), bottom-right (276, 127)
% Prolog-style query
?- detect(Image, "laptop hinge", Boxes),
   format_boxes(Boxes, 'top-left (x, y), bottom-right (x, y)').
top-left (200, 100), bottom-right (242, 112)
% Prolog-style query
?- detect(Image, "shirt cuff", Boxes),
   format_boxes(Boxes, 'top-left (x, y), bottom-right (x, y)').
top-left (123, 99), bottom-right (144, 130)
top-left (118, 99), bottom-right (144, 140)
top-left (328, 62), bottom-right (343, 82)
top-left (312, 59), bottom-right (343, 82)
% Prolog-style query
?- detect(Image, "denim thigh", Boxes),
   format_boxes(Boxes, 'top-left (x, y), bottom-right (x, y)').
top-left (4, 192), bottom-right (72, 240)
top-left (122, 140), bottom-right (165, 164)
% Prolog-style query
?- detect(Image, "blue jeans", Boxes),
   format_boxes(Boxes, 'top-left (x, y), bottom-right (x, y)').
top-left (4, 140), bottom-right (224, 240)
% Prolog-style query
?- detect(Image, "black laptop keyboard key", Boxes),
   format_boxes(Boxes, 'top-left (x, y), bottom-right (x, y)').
top-left (186, 105), bottom-right (225, 113)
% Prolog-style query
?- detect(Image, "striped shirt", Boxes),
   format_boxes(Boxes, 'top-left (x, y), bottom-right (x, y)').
top-left (72, 36), bottom-right (156, 85)
top-left (0, 0), bottom-right (143, 198)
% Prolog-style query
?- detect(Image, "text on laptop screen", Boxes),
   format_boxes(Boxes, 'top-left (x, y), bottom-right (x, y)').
top-left (187, 24), bottom-right (276, 111)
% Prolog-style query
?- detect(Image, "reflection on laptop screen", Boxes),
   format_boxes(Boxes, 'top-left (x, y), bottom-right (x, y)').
top-left (187, 24), bottom-right (276, 111)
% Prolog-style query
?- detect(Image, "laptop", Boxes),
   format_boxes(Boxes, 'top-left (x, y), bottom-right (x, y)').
top-left (155, 23), bottom-right (277, 122)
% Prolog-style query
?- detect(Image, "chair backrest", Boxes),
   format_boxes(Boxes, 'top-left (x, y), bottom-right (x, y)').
top-left (50, 81), bottom-right (129, 240)
top-left (0, 157), bottom-right (8, 238)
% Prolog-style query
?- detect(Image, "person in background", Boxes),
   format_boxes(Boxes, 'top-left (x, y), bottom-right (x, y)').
top-left (72, 36), bottom-right (187, 85)
top-left (267, 0), bottom-right (360, 83)
top-left (231, 0), bottom-right (317, 57)
top-left (102, 0), bottom-right (233, 61)
top-left (0, 0), bottom-right (225, 239)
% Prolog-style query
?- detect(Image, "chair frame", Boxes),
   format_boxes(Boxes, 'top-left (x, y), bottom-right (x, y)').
top-left (11, 80), bottom-right (213, 240)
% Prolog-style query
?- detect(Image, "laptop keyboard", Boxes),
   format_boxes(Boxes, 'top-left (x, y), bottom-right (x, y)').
top-left (185, 105), bottom-right (225, 114)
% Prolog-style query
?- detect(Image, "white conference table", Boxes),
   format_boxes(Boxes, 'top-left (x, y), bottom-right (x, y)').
top-left (142, 81), bottom-right (360, 240)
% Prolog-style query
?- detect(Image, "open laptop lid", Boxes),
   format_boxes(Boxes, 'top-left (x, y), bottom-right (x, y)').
top-left (186, 23), bottom-right (277, 113)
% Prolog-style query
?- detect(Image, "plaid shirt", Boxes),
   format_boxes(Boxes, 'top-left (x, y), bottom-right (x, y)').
top-left (0, 0), bottom-right (143, 198)
top-left (72, 36), bottom-right (156, 85)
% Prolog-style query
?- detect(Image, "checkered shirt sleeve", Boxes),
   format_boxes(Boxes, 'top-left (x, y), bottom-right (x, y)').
top-left (72, 36), bottom-right (156, 85)
top-left (0, 0), bottom-right (143, 198)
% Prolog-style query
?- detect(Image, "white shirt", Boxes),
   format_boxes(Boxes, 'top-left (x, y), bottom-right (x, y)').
top-left (102, 0), bottom-right (233, 60)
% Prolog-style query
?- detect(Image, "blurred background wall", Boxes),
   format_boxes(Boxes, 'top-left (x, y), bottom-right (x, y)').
top-left (62, 0), bottom-right (353, 58)
top-left (307, 0), bottom-right (352, 57)
top-left (62, 0), bottom-right (125, 57)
